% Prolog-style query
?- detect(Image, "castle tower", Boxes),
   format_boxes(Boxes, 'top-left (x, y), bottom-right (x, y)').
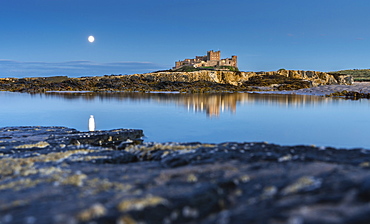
top-left (175, 61), bottom-right (182, 68)
top-left (207, 50), bottom-right (221, 61)
top-left (231, 55), bottom-right (237, 67)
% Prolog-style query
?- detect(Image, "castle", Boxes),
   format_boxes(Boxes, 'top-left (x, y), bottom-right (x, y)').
top-left (173, 50), bottom-right (237, 70)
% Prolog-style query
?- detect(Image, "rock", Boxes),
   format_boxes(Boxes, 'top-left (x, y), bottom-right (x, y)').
top-left (136, 70), bottom-right (352, 87)
top-left (358, 178), bottom-right (370, 201)
top-left (1, 128), bottom-right (370, 223)
top-left (330, 73), bottom-right (355, 85)
top-left (0, 126), bottom-right (143, 154)
top-left (281, 176), bottom-right (322, 195)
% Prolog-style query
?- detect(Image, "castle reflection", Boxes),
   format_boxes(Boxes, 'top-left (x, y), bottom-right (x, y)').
top-left (42, 92), bottom-right (333, 117)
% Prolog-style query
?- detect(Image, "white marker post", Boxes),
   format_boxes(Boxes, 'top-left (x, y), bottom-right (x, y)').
top-left (88, 115), bottom-right (95, 132)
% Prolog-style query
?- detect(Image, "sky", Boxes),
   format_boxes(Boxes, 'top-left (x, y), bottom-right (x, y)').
top-left (1, 0), bottom-right (370, 77)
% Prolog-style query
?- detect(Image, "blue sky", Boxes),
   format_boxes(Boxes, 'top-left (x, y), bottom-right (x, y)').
top-left (1, 0), bottom-right (370, 77)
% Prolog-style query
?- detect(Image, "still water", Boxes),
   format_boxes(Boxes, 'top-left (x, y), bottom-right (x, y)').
top-left (0, 91), bottom-right (369, 149)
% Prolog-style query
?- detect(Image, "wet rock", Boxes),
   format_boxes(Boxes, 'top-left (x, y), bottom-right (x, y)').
top-left (281, 176), bottom-right (322, 195)
top-left (0, 126), bottom-right (143, 155)
top-left (328, 90), bottom-right (370, 100)
top-left (358, 177), bottom-right (370, 201)
top-left (1, 127), bottom-right (370, 223)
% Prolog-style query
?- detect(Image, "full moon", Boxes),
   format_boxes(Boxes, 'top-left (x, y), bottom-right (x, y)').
top-left (88, 36), bottom-right (95, 43)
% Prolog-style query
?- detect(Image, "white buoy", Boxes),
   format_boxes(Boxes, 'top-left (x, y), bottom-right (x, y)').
top-left (88, 115), bottom-right (95, 132)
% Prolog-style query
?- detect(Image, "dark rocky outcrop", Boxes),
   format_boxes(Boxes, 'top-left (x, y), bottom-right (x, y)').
top-left (0, 70), bottom-right (353, 93)
top-left (0, 126), bottom-right (143, 152)
top-left (327, 90), bottom-right (370, 100)
top-left (1, 126), bottom-right (370, 223)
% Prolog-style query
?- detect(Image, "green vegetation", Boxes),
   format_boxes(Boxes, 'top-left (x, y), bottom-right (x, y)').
top-left (219, 66), bottom-right (239, 72)
top-left (329, 69), bottom-right (370, 81)
top-left (153, 66), bottom-right (202, 73)
top-left (172, 66), bottom-right (200, 72)
top-left (154, 66), bottom-right (239, 73)
top-left (170, 66), bottom-right (239, 72)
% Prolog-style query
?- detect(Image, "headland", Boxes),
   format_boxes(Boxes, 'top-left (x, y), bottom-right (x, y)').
top-left (0, 69), bottom-right (353, 93)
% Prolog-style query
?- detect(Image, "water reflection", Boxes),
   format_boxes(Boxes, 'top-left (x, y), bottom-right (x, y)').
top-left (2, 91), bottom-right (370, 148)
top-left (42, 92), bottom-right (336, 117)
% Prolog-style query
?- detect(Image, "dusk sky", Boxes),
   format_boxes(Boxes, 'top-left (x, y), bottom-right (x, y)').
top-left (1, 0), bottom-right (370, 77)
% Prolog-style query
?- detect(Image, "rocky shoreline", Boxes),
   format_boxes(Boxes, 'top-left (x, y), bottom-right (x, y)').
top-left (2, 126), bottom-right (370, 223)
top-left (0, 70), bottom-right (353, 93)
top-left (253, 82), bottom-right (370, 98)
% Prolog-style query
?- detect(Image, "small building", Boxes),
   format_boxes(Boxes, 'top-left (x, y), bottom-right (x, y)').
top-left (173, 50), bottom-right (237, 70)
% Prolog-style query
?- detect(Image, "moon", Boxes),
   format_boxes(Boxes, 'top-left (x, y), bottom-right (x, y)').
top-left (88, 36), bottom-right (95, 43)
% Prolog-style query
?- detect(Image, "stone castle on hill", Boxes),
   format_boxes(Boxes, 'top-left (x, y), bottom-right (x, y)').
top-left (173, 50), bottom-right (237, 70)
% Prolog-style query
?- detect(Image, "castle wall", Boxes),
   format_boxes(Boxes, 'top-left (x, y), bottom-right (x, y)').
top-left (196, 56), bottom-right (207, 61)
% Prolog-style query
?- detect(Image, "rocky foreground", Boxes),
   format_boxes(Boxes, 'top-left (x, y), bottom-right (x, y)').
top-left (0, 70), bottom-right (353, 93)
top-left (1, 127), bottom-right (370, 223)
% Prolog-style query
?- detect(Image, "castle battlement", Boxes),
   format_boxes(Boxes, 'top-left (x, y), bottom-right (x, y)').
top-left (173, 50), bottom-right (237, 70)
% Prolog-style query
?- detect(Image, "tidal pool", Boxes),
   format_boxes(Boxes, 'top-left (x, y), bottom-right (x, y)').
top-left (1, 91), bottom-right (369, 149)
